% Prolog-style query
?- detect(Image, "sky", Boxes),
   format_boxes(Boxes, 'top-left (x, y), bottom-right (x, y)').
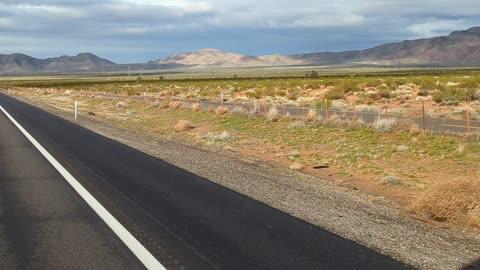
top-left (0, 0), bottom-right (479, 63)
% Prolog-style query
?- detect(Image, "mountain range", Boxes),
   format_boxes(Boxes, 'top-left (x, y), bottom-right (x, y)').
top-left (1, 27), bottom-right (480, 75)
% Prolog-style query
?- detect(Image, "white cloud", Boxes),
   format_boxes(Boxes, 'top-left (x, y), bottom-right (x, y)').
top-left (0, 0), bottom-right (479, 62)
top-left (407, 19), bottom-right (471, 38)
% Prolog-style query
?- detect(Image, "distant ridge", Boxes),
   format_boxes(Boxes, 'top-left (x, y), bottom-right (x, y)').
top-left (0, 53), bottom-right (116, 75)
top-left (155, 27), bottom-right (480, 67)
top-left (2, 27), bottom-right (480, 75)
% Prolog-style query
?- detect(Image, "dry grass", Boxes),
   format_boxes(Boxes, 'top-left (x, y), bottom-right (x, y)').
top-left (174, 120), bottom-right (193, 132)
top-left (267, 106), bottom-right (280, 122)
top-left (159, 101), bottom-right (170, 109)
top-left (289, 162), bottom-right (305, 171)
top-left (215, 106), bottom-right (228, 115)
top-left (115, 101), bottom-right (129, 109)
top-left (192, 103), bottom-right (201, 112)
top-left (373, 117), bottom-right (399, 133)
top-left (203, 131), bottom-right (235, 142)
top-left (410, 180), bottom-right (480, 230)
top-left (305, 109), bottom-right (317, 122)
top-left (169, 101), bottom-right (182, 109)
top-left (231, 106), bottom-right (247, 115)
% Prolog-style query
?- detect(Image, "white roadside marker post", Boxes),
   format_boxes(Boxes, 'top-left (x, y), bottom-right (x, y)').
top-left (75, 101), bottom-right (78, 120)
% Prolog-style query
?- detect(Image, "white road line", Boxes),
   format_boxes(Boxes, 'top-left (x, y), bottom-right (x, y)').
top-left (0, 105), bottom-right (167, 270)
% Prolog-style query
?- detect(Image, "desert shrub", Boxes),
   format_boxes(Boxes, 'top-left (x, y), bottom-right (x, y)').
top-left (259, 87), bottom-right (276, 97)
top-left (378, 88), bottom-right (392, 99)
top-left (315, 99), bottom-right (333, 109)
top-left (325, 114), bottom-right (346, 127)
top-left (336, 81), bottom-right (362, 93)
top-left (169, 101), bottom-right (182, 109)
top-left (305, 71), bottom-right (319, 78)
top-left (305, 109), bottom-right (317, 122)
top-left (288, 121), bottom-right (307, 129)
top-left (286, 88), bottom-right (302, 101)
top-left (382, 175), bottom-right (403, 185)
top-left (376, 84), bottom-right (388, 91)
top-left (174, 120), bottom-right (193, 132)
top-left (373, 117), bottom-right (399, 133)
top-left (245, 90), bottom-right (261, 99)
top-left (126, 89), bottom-right (137, 96)
top-left (410, 180), bottom-right (480, 229)
top-left (158, 101), bottom-right (170, 109)
top-left (231, 106), bottom-right (247, 115)
top-left (215, 106), bottom-right (228, 115)
top-left (275, 89), bottom-right (287, 97)
top-left (116, 101), bottom-right (129, 108)
top-left (434, 86), bottom-right (476, 102)
top-left (325, 87), bottom-right (345, 100)
top-left (356, 104), bottom-right (380, 113)
top-left (203, 131), bottom-right (235, 142)
top-left (192, 103), bottom-right (201, 112)
top-left (267, 106), bottom-right (280, 122)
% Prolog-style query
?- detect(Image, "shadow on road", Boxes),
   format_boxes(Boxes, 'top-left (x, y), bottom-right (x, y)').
top-left (462, 258), bottom-right (480, 269)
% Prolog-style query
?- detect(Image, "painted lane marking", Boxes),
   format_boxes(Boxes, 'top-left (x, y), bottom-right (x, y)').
top-left (0, 105), bottom-right (166, 270)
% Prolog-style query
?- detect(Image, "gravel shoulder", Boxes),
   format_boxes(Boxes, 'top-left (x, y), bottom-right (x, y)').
top-left (10, 93), bottom-right (480, 270)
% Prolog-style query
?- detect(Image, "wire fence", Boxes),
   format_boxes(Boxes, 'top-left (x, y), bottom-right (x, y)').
top-left (83, 92), bottom-right (480, 135)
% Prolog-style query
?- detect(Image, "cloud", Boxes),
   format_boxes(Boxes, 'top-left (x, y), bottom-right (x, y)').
top-left (0, 0), bottom-right (479, 63)
top-left (407, 19), bottom-right (471, 38)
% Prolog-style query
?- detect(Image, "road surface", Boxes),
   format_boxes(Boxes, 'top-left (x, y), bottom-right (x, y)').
top-left (0, 93), bottom-right (412, 269)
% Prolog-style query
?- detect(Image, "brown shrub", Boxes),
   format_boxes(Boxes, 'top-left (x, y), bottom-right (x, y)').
top-left (289, 162), bottom-right (305, 171)
top-left (158, 90), bottom-right (173, 97)
top-left (267, 107), bottom-right (280, 122)
top-left (215, 106), bottom-right (228, 115)
top-left (169, 101), bottom-right (182, 109)
top-left (192, 103), bottom-right (201, 112)
top-left (174, 120), bottom-right (193, 132)
top-left (159, 101), bottom-right (170, 109)
top-left (305, 109), bottom-right (317, 122)
top-left (410, 179), bottom-right (480, 230)
top-left (116, 101), bottom-right (129, 109)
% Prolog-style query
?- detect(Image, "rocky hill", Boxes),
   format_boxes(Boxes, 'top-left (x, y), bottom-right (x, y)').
top-left (155, 27), bottom-right (480, 67)
top-left (0, 53), bottom-right (116, 75)
top-left (2, 27), bottom-right (480, 75)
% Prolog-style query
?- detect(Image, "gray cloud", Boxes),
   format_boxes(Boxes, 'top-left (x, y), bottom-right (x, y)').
top-left (0, 0), bottom-right (479, 63)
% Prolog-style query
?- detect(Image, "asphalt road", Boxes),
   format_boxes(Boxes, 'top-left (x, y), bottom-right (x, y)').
top-left (0, 101), bottom-right (144, 269)
top-left (0, 93), bottom-right (413, 269)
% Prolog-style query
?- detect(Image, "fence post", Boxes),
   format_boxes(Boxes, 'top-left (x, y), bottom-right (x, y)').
top-left (74, 101), bottom-right (78, 120)
top-left (353, 98), bottom-right (356, 119)
top-left (324, 98), bottom-right (328, 119)
top-left (466, 103), bottom-right (471, 135)
top-left (263, 97), bottom-right (268, 115)
top-left (422, 101), bottom-right (426, 131)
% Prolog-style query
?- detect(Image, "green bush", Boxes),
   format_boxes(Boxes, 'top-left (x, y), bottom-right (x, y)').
top-left (325, 88), bottom-right (345, 100)
top-left (433, 87), bottom-right (476, 102)
top-left (315, 99), bottom-right (333, 109)
top-left (378, 88), bottom-right (392, 99)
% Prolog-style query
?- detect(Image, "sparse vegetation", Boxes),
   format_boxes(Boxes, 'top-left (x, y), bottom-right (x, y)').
top-left (7, 69), bottom-right (480, 231)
